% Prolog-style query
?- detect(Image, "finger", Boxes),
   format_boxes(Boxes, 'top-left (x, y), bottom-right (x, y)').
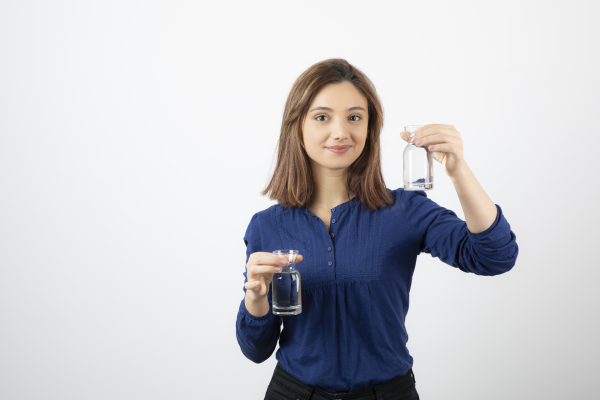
top-left (414, 132), bottom-right (462, 148)
top-left (296, 255), bottom-right (304, 263)
top-left (416, 124), bottom-right (453, 133)
top-left (245, 277), bottom-right (269, 296)
top-left (248, 263), bottom-right (282, 278)
top-left (425, 142), bottom-right (461, 155)
top-left (414, 126), bottom-right (458, 141)
top-left (413, 124), bottom-right (437, 137)
top-left (252, 252), bottom-right (291, 267)
top-left (400, 131), bottom-right (410, 142)
top-left (244, 280), bottom-right (261, 291)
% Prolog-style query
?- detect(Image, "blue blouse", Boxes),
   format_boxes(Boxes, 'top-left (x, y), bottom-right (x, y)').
top-left (235, 187), bottom-right (518, 393)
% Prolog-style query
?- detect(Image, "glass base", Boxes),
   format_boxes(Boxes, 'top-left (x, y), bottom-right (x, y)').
top-left (273, 305), bottom-right (302, 315)
top-left (404, 182), bottom-right (433, 191)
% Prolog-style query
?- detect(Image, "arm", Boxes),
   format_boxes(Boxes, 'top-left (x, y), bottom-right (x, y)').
top-left (402, 189), bottom-right (518, 276)
top-left (235, 213), bottom-right (282, 363)
top-left (450, 162), bottom-right (498, 235)
top-left (401, 124), bottom-right (519, 275)
top-left (403, 124), bottom-right (500, 234)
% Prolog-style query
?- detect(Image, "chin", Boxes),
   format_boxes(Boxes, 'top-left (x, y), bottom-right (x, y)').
top-left (318, 160), bottom-right (355, 170)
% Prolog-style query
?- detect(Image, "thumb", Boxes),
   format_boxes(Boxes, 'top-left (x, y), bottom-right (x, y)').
top-left (400, 131), bottom-right (409, 142)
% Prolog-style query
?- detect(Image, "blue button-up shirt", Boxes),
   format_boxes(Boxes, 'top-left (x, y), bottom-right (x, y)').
top-left (235, 187), bottom-right (518, 393)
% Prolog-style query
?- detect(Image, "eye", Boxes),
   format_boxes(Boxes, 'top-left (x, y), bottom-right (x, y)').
top-left (315, 114), bottom-right (362, 122)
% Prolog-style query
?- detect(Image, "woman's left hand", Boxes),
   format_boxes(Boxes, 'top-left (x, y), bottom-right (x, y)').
top-left (400, 124), bottom-right (466, 178)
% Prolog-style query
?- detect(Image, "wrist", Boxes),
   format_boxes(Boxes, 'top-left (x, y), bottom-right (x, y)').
top-left (245, 289), bottom-right (266, 302)
top-left (245, 291), bottom-right (270, 318)
top-left (449, 161), bottom-right (471, 183)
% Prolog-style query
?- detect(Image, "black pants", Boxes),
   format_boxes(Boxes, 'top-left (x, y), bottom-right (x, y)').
top-left (264, 362), bottom-right (420, 400)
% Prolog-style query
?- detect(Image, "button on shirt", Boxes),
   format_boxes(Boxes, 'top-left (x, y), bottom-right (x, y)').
top-left (235, 188), bottom-right (519, 393)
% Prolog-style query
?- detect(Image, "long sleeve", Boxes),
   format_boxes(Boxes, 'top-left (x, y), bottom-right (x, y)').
top-left (402, 190), bottom-right (519, 276)
top-left (235, 213), bottom-right (283, 363)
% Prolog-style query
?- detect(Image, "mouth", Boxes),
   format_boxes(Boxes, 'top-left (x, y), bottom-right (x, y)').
top-left (326, 145), bottom-right (351, 154)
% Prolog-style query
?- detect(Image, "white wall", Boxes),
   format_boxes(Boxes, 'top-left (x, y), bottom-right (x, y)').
top-left (1, 1), bottom-right (598, 399)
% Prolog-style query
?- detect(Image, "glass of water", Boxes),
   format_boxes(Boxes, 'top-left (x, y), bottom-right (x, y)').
top-left (271, 250), bottom-right (302, 315)
top-left (403, 125), bottom-right (433, 190)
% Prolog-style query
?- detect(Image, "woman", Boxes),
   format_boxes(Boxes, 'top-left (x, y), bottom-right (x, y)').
top-left (235, 58), bottom-right (518, 400)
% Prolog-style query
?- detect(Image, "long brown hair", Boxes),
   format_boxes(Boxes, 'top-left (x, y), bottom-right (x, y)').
top-left (262, 58), bottom-right (394, 211)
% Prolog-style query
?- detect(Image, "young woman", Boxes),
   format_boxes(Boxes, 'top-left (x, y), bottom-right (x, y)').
top-left (235, 59), bottom-right (519, 400)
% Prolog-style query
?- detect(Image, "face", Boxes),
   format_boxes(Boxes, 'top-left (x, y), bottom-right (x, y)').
top-left (302, 81), bottom-right (369, 171)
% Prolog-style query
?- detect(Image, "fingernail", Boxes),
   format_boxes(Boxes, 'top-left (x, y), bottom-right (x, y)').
top-left (279, 259), bottom-right (288, 265)
top-left (410, 132), bottom-right (415, 138)
top-left (415, 140), bottom-right (422, 145)
top-left (255, 281), bottom-right (260, 286)
top-left (274, 267), bottom-right (281, 272)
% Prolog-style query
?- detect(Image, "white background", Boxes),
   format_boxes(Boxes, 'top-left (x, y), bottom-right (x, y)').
top-left (1, 1), bottom-right (599, 399)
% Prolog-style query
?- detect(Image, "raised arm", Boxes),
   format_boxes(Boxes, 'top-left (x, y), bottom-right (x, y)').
top-left (401, 124), bottom-right (519, 275)
top-left (402, 190), bottom-right (518, 276)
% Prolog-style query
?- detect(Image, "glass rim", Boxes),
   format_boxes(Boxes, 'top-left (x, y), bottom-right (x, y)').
top-left (272, 249), bottom-right (299, 255)
top-left (404, 125), bottom-right (422, 132)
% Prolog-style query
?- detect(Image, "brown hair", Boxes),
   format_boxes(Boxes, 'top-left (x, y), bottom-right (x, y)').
top-left (261, 58), bottom-right (394, 211)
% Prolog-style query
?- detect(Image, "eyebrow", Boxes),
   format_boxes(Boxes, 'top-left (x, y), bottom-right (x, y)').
top-left (309, 106), bottom-right (366, 112)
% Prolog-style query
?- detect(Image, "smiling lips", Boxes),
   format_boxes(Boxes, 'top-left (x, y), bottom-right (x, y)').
top-left (326, 145), bottom-right (351, 154)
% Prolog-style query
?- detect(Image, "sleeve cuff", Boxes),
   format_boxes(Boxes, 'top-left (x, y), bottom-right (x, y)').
top-left (467, 204), bottom-right (509, 241)
top-left (238, 298), bottom-right (276, 323)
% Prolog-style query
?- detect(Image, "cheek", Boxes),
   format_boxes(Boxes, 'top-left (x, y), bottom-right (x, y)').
top-left (303, 126), bottom-right (327, 150)
top-left (356, 131), bottom-right (368, 148)
top-left (302, 137), bottom-right (322, 161)
top-left (303, 134), bottom-right (320, 153)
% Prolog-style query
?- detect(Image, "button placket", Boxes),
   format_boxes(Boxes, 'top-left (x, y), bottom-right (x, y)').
top-left (326, 230), bottom-right (335, 267)
top-left (327, 207), bottom-right (338, 268)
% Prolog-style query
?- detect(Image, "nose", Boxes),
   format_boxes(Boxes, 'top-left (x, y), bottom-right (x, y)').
top-left (331, 117), bottom-right (350, 141)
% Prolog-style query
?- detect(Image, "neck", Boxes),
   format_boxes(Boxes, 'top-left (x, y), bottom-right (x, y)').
top-left (308, 161), bottom-right (355, 211)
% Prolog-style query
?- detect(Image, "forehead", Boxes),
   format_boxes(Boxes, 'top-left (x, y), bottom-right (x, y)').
top-left (309, 81), bottom-right (368, 109)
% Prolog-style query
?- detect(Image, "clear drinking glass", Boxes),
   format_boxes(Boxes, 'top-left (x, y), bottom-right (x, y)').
top-left (271, 250), bottom-right (302, 315)
top-left (404, 125), bottom-right (433, 190)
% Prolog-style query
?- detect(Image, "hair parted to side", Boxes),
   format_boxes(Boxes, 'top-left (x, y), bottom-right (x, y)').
top-left (261, 58), bottom-right (394, 211)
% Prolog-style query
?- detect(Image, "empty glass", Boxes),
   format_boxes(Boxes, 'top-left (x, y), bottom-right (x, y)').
top-left (404, 125), bottom-right (433, 190)
top-left (271, 250), bottom-right (302, 315)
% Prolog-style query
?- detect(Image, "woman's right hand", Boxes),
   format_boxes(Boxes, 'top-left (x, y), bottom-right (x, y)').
top-left (244, 252), bottom-right (304, 299)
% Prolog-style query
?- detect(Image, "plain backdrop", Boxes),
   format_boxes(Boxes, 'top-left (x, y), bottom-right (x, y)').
top-left (1, 1), bottom-right (599, 399)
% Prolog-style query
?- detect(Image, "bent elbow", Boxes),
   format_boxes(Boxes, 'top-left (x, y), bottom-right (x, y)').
top-left (459, 251), bottom-right (518, 276)
top-left (240, 347), bottom-right (272, 364)
top-left (481, 254), bottom-right (519, 276)
top-left (235, 329), bottom-right (276, 364)
top-left (486, 260), bottom-right (516, 276)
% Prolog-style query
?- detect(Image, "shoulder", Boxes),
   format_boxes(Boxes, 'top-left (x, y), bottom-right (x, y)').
top-left (244, 203), bottom-right (293, 246)
top-left (379, 187), bottom-right (447, 226)
top-left (246, 203), bottom-right (287, 230)
top-left (385, 187), bottom-right (429, 208)
top-left (243, 204), bottom-right (277, 243)
top-left (254, 203), bottom-right (281, 221)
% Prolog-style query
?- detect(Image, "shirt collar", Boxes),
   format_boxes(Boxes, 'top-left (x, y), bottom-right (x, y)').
top-left (301, 195), bottom-right (360, 216)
